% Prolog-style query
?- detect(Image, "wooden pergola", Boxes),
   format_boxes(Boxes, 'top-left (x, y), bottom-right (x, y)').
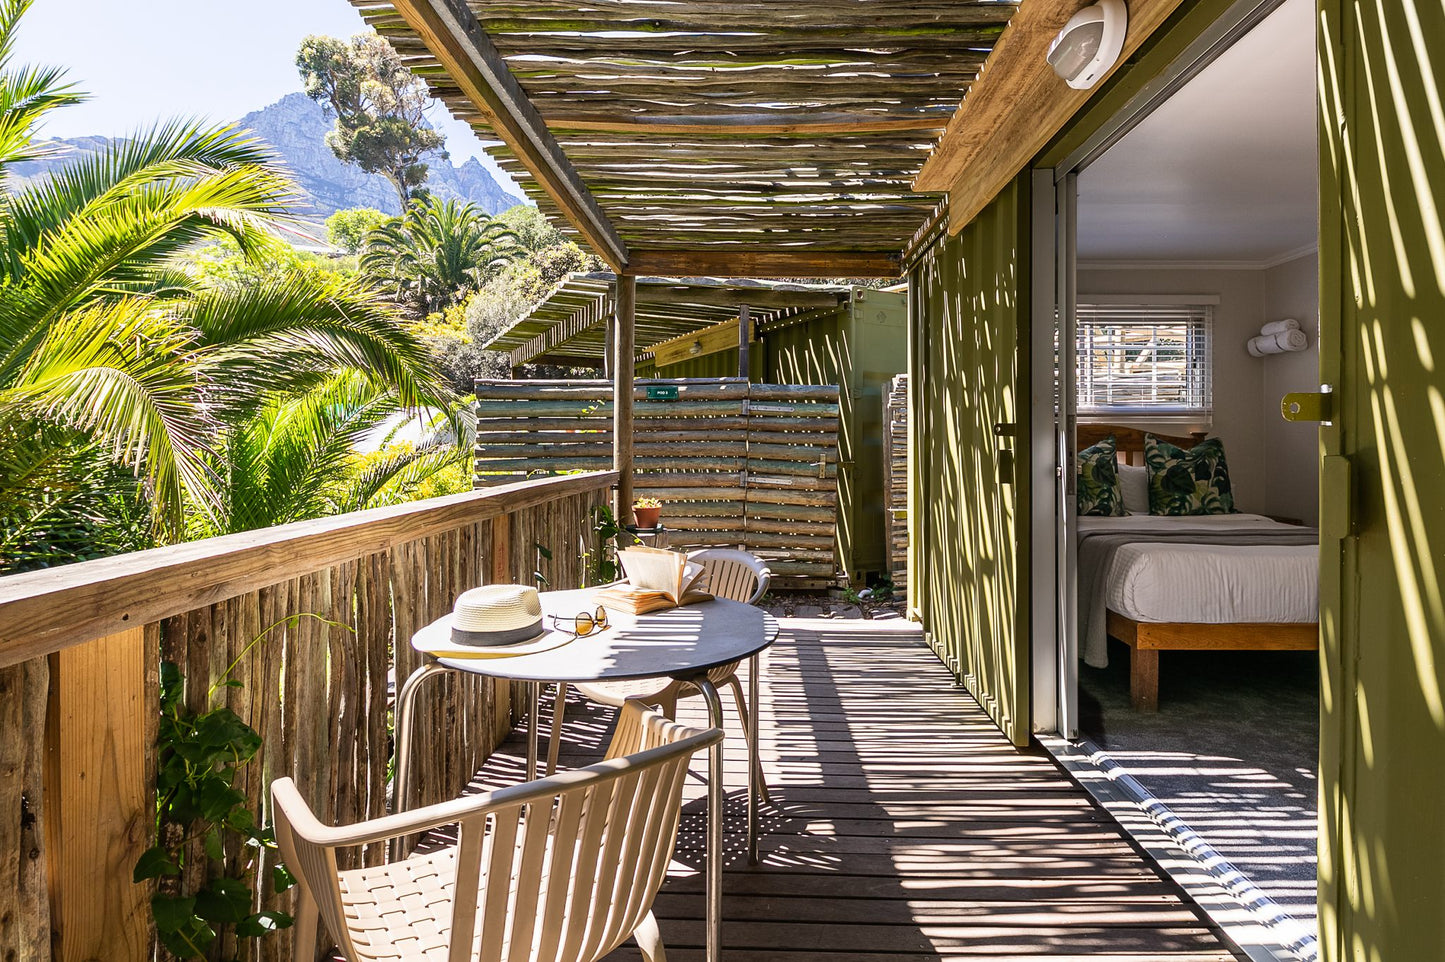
top-left (346, 0), bottom-right (1182, 514)
top-left (486, 273), bottom-right (849, 369)
top-left (347, 0), bottom-right (1025, 519)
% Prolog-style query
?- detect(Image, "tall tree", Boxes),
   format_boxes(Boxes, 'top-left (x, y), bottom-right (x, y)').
top-left (361, 196), bottom-right (520, 316)
top-left (295, 33), bottom-right (445, 211)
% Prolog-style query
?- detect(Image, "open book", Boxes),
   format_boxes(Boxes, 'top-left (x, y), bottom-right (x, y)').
top-left (594, 546), bottom-right (713, 614)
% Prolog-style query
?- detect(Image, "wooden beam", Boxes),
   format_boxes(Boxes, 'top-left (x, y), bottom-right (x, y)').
top-left (0, 472), bottom-right (618, 666)
top-left (636, 285), bottom-right (844, 312)
top-left (613, 276), bottom-right (637, 523)
top-left (390, 0), bottom-right (628, 268)
top-left (912, 0), bottom-right (1186, 232)
top-left (545, 114), bottom-right (951, 136)
top-left (629, 249), bottom-right (902, 279)
top-left (738, 304), bottom-right (751, 380)
top-left (45, 628), bottom-right (149, 962)
top-left (648, 317), bottom-right (752, 368)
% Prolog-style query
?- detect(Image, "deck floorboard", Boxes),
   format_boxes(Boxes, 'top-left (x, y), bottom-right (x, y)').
top-left (425, 624), bottom-right (1243, 961)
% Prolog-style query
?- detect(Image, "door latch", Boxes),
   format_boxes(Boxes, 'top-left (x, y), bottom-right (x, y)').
top-left (1281, 385), bottom-right (1333, 424)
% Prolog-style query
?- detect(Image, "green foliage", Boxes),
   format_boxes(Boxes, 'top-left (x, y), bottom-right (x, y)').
top-left (361, 196), bottom-right (521, 317)
top-left (496, 204), bottom-right (564, 252)
top-left (193, 373), bottom-right (470, 537)
top-left (138, 660), bottom-right (294, 959)
top-left (326, 206), bottom-right (390, 255)
top-left (586, 504), bottom-right (640, 585)
top-left (0, 423), bottom-right (151, 572)
top-left (295, 33), bottom-right (444, 210)
top-left (0, 5), bottom-right (453, 550)
top-left (184, 235), bottom-right (354, 287)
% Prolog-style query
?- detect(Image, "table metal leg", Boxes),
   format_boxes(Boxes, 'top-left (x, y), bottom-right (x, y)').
top-left (696, 677), bottom-right (725, 962)
top-left (748, 653), bottom-right (761, 865)
top-left (526, 681), bottom-right (540, 782)
top-left (391, 661), bottom-right (452, 860)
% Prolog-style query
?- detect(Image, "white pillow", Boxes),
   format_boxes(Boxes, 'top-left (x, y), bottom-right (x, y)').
top-left (1119, 463), bottom-right (1150, 514)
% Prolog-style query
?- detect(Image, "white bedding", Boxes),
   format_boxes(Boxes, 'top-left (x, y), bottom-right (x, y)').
top-left (1078, 514), bottom-right (1319, 668)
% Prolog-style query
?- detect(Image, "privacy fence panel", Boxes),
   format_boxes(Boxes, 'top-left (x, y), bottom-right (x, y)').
top-left (474, 379), bottom-right (842, 587)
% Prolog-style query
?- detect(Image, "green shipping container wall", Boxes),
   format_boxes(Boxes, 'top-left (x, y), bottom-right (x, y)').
top-left (653, 289), bottom-right (908, 582)
top-left (909, 181), bottom-right (1031, 748)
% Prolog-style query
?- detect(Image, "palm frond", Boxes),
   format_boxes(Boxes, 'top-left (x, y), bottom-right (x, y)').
top-left (0, 299), bottom-right (216, 537)
top-left (185, 269), bottom-right (453, 411)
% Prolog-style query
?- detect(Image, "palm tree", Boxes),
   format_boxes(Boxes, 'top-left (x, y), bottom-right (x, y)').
top-left (0, 0), bottom-right (453, 553)
top-left (197, 372), bottom-right (467, 537)
top-left (360, 196), bottom-right (520, 316)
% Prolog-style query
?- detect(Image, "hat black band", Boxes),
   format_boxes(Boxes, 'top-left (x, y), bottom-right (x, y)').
top-left (451, 617), bottom-right (545, 647)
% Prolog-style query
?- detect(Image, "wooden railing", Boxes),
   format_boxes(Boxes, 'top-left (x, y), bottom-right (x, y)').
top-left (0, 471), bottom-right (615, 962)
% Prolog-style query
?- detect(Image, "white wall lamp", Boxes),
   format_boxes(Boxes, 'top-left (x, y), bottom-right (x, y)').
top-left (1047, 0), bottom-right (1129, 90)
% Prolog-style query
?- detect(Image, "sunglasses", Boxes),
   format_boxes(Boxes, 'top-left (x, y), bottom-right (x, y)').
top-left (551, 606), bottom-right (609, 637)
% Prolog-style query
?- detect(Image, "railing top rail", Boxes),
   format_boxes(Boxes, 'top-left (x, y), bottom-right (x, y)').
top-left (0, 471), bottom-right (617, 667)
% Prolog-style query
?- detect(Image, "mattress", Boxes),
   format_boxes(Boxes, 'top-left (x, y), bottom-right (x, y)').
top-left (1077, 514), bottom-right (1319, 668)
top-left (1104, 541), bottom-right (1318, 624)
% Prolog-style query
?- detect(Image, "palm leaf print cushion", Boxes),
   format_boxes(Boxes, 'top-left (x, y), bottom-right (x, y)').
top-left (1077, 435), bottom-right (1126, 517)
top-left (1144, 434), bottom-right (1238, 515)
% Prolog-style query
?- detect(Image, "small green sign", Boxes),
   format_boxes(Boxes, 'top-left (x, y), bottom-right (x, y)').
top-left (646, 386), bottom-right (679, 400)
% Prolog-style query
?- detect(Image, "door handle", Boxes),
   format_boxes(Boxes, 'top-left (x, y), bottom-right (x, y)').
top-left (1281, 385), bottom-right (1334, 424)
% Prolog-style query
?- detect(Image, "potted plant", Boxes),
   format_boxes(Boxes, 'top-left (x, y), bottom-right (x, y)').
top-left (633, 497), bottom-right (662, 529)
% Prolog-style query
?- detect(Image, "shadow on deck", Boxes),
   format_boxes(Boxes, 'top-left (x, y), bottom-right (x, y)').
top-left (444, 621), bottom-right (1243, 961)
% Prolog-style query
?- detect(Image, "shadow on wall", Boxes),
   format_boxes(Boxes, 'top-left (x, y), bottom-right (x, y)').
top-left (1318, 1), bottom-right (1445, 960)
top-left (910, 177), bottom-right (1030, 746)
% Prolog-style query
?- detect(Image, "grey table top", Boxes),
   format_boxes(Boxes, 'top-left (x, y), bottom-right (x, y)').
top-left (432, 586), bottom-right (780, 683)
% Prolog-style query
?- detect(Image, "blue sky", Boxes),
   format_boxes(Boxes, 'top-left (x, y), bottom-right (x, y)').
top-left (13, 0), bottom-right (517, 189)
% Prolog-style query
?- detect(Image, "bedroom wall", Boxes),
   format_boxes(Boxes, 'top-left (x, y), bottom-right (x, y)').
top-left (1076, 267), bottom-right (1270, 515)
top-left (1262, 251), bottom-right (1320, 522)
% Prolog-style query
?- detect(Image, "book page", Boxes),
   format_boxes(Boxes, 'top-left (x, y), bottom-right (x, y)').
top-left (619, 546), bottom-right (686, 603)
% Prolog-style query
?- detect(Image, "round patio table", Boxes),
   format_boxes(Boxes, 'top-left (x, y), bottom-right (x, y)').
top-left (393, 586), bottom-right (779, 962)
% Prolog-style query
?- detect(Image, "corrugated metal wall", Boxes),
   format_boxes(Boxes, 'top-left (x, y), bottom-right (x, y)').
top-left (909, 178), bottom-right (1031, 746)
top-left (1319, 2), bottom-right (1445, 959)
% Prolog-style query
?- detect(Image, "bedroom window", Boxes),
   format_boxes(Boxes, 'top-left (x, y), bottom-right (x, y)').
top-left (1076, 301), bottom-right (1213, 419)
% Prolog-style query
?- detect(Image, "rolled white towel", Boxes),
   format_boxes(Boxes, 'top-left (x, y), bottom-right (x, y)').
top-left (1248, 334), bottom-right (1285, 356)
top-left (1261, 318), bottom-right (1302, 336)
top-left (1275, 327), bottom-right (1308, 352)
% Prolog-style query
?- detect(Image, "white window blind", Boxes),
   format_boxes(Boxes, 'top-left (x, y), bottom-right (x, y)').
top-left (1076, 302), bottom-right (1213, 418)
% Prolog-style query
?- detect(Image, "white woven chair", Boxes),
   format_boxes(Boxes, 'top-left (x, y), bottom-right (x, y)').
top-left (546, 549), bottom-right (772, 804)
top-left (272, 702), bottom-right (720, 962)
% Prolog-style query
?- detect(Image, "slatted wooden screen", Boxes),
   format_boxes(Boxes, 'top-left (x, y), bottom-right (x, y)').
top-left (883, 374), bottom-right (909, 590)
top-left (474, 379), bottom-right (842, 586)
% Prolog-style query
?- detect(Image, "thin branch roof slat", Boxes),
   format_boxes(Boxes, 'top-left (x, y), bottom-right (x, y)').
top-left (487, 273), bottom-right (850, 363)
top-left (353, 0), bottom-right (1018, 271)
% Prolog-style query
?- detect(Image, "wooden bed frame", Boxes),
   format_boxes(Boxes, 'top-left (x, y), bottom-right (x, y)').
top-left (1078, 422), bottom-right (1320, 712)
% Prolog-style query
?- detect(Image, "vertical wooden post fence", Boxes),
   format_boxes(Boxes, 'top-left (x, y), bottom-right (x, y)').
top-left (883, 374), bottom-right (910, 591)
top-left (0, 472), bottom-right (615, 962)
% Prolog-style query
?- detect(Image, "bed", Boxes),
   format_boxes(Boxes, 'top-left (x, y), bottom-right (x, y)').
top-left (1077, 425), bottom-right (1319, 711)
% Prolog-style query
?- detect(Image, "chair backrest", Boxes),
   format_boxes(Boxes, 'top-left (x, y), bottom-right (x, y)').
top-left (687, 548), bottom-right (771, 605)
top-left (273, 703), bottom-right (720, 962)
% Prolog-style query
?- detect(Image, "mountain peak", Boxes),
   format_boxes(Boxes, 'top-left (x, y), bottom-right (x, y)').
top-left (9, 93), bottom-right (523, 228)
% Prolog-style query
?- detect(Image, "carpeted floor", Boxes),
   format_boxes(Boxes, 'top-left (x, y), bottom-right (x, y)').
top-left (1079, 641), bottom-right (1319, 930)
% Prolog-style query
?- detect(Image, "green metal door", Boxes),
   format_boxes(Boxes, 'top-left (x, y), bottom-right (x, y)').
top-left (1318, 2), bottom-right (1445, 958)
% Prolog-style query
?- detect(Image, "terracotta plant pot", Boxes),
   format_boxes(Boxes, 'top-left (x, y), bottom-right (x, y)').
top-left (633, 505), bottom-right (661, 528)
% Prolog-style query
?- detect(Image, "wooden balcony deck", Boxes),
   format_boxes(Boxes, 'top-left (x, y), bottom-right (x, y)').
top-left (456, 620), bottom-right (1242, 962)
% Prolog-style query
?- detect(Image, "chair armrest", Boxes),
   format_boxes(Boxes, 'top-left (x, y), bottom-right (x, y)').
top-left (272, 726), bottom-right (721, 849)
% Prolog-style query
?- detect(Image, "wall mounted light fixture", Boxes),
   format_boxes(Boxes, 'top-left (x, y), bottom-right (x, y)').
top-left (1047, 0), bottom-right (1129, 90)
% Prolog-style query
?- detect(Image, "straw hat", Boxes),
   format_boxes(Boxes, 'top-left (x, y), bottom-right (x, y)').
top-left (411, 584), bottom-right (573, 659)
